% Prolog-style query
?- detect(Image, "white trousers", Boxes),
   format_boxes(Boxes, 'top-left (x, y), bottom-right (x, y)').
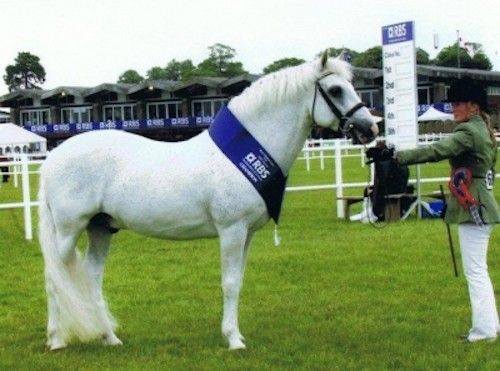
top-left (458, 223), bottom-right (499, 341)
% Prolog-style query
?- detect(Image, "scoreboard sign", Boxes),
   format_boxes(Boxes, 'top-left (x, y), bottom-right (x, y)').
top-left (382, 21), bottom-right (418, 150)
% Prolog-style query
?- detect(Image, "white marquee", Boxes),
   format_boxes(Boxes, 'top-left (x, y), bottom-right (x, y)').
top-left (0, 123), bottom-right (47, 156)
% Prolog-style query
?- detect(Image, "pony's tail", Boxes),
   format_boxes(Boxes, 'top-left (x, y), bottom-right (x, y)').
top-left (38, 181), bottom-right (110, 345)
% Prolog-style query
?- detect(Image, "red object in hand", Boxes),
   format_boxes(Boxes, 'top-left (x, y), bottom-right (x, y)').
top-left (448, 167), bottom-right (478, 209)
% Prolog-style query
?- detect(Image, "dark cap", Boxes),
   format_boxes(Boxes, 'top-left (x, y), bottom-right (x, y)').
top-left (445, 76), bottom-right (488, 110)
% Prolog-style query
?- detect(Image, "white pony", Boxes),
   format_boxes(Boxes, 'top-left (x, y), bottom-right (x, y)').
top-left (38, 53), bottom-right (378, 351)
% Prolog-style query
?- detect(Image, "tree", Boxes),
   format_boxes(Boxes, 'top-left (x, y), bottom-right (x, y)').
top-left (207, 43), bottom-right (235, 73)
top-left (196, 43), bottom-right (247, 77)
top-left (416, 48), bottom-right (431, 65)
top-left (3, 51), bottom-right (46, 91)
top-left (433, 42), bottom-right (470, 68)
top-left (193, 59), bottom-right (219, 77)
top-left (146, 66), bottom-right (169, 80)
top-left (164, 59), bottom-right (196, 81)
top-left (117, 69), bottom-right (144, 84)
top-left (464, 42), bottom-right (493, 70)
top-left (352, 46), bottom-right (382, 69)
top-left (262, 57), bottom-right (305, 74)
top-left (470, 52), bottom-right (493, 70)
top-left (433, 42), bottom-right (492, 70)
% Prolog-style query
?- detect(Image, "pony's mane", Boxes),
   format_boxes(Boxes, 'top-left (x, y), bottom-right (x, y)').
top-left (230, 58), bottom-right (352, 115)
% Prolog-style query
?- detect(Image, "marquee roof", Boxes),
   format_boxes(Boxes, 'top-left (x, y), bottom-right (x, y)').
top-left (418, 106), bottom-right (454, 121)
top-left (0, 123), bottom-right (47, 153)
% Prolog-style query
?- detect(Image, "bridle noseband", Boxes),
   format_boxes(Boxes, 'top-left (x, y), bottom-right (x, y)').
top-left (311, 72), bottom-right (366, 135)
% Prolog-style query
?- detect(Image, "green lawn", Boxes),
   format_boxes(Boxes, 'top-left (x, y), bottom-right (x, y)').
top-left (0, 154), bottom-right (499, 370)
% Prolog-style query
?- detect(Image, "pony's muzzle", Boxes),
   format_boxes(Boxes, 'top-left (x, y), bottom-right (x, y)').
top-left (347, 121), bottom-right (379, 144)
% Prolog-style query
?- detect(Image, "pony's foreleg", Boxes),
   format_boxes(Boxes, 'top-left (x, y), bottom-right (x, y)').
top-left (84, 227), bottom-right (121, 346)
top-left (218, 223), bottom-right (249, 350)
top-left (241, 231), bottom-right (254, 277)
top-left (236, 231), bottom-right (254, 343)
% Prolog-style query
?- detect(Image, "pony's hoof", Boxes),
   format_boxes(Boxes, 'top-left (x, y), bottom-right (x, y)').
top-left (229, 339), bottom-right (246, 350)
top-left (103, 333), bottom-right (123, 346)
top-left (47, 338), bottom-right (67, 351)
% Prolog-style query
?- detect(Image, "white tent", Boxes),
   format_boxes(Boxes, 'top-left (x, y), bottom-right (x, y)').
top-left (418, 107), bottom-right (454, 122)
top-left (0, 123), bottom-right (47, 156)
top-left (0, 110), bottom-right (10, 123)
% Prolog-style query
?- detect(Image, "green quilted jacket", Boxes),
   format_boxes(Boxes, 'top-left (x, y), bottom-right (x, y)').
top-left (396, 115), bottom-right (499, 224)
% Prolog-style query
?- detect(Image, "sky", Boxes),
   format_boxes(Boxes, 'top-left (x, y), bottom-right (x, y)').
top-left (0, 0), bottom-right (499, 94)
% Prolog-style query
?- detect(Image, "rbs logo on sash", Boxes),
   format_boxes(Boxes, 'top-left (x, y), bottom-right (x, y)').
top-left (388, 24), bottom-right (406, 39)
top-left (245, 152), bottom-right (270, 179)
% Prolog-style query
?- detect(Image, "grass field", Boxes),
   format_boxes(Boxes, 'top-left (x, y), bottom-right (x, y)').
top-left (0, 153), bottom-right (499, 370)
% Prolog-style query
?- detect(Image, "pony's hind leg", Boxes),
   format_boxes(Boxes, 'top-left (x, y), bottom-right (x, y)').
top-left (45, 226), bottom-right (83, 350)
top-left (44, 214), bottom-right (111, 350)
top-left (46, 281), bottom-right (66, 350)
top-left (84, 226), bottom-right (121, 346)
top-left (218, 223), bottom-right (249, 350)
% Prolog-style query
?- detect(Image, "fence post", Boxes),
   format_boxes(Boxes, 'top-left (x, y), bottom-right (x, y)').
top-left (319, 138), bottom-right (325, 170)
top-left (21, 155), bottom-right (33, 240)
top-left (335, 140), bottom-right (344, 218)
top-left (360, 147), bottom-right (365, 167)
top-left (416, 164), bottom-right (422, 219)
top-left (13, 156), bottom-right (19, 188)
top-left (305, 148), bottom-right (311, 172)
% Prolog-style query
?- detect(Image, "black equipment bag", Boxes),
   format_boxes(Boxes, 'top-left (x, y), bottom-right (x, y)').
top-left (371, 159), bottom-right (413, 220)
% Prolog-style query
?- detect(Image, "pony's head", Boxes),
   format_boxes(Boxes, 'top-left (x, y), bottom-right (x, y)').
top-left (310, 52), bottom-right (379, 144)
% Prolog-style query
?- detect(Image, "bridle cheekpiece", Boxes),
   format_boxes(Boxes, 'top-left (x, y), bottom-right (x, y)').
top-left (311, 72), bottom-right (366, 136)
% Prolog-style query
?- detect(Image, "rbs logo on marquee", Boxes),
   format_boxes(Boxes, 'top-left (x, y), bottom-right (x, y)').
top-left (387, 23), bottom-right (406, 39)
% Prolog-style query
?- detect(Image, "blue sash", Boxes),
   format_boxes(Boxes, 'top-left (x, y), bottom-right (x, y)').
top-left (209, 106), bottom-right (287, 223)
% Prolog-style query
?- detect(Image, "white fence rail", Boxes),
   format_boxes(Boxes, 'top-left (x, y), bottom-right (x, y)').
top-left (0, 155), bottom-right (44, 240)
top-left (1, 135), bottom-right (499, 239)
top-left (291, 136), bottom-right (500, 218)
top-left (298, 134), bottom-right (452, 171)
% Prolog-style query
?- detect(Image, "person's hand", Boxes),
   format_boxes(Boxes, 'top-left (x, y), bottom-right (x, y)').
top-left (365, 145), bottom-right (395, 164)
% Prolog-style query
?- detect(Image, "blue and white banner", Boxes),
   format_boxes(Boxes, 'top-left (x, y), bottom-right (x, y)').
top-left (24, 116), bottom-right (214, 136)
top-left (209, 105), bottom-right (286, 223)
top-left (25, 104), bottom-right (454, 136)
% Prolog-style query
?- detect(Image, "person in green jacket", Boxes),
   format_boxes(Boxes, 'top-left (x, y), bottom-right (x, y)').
top-left (367, 77), bottom-right (499, 342)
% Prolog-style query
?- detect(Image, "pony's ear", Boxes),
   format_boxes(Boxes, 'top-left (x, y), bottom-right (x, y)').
top-left (320, 50), bottom-right (328, 69)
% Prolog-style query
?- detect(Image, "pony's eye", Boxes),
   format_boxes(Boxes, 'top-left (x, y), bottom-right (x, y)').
top-left (328, 86), bottom-right (342, 98)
